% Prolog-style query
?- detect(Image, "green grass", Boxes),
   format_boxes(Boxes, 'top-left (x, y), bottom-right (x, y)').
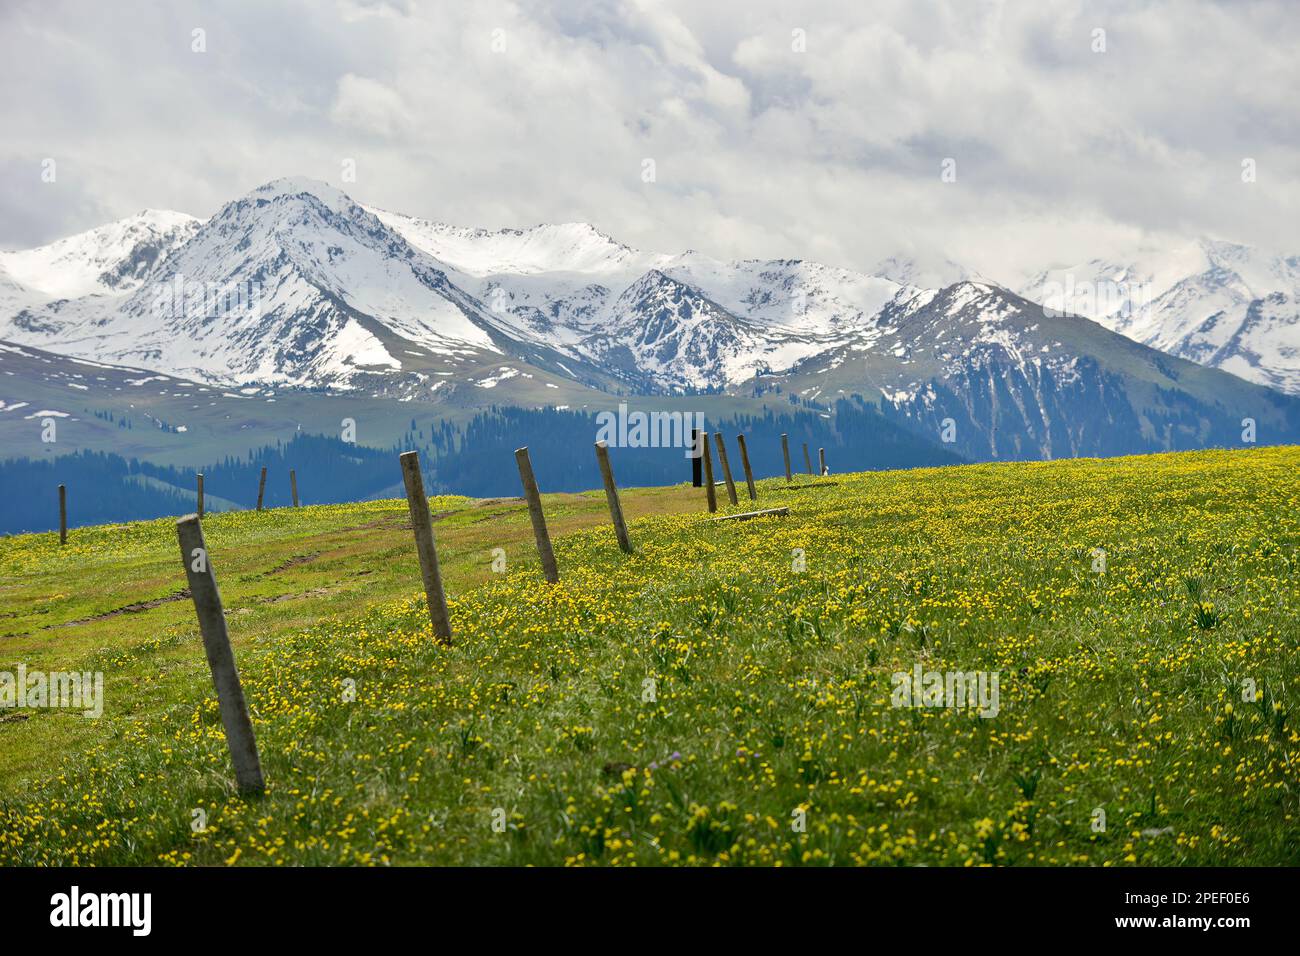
top-left (1, 446), bottom-right (1298, 866)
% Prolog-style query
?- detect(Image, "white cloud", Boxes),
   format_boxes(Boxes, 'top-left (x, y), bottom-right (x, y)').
top-left (330, 74), bottom-right (412, 137)
top-left (1, 0), bottom-right (1297, 287)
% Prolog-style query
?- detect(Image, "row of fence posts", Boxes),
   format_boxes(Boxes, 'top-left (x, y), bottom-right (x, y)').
top-left (694, 429), bottom-right (828, 515)
top-left (200, 466), bottom-right (301, 518)
top-left (777, 433), bottom-right (830, 483)
top-left (59, 429), bottom-right (824, 545)
top-left (252, 467), bottom-right (300, 512)
top-left (53, 467), bottom-right (302, 546)
top-left (169, 437), bottom-right (640, 793)
top-left (169, 427), bottom-right (823, 795)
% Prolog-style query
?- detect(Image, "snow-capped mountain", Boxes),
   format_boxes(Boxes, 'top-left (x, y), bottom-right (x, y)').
top-left (1, 180), bottom-right (615, 396)
top-left (0, 209), bottom-right (199, 317)
top-left (783, 278), bottom-right (1300, 460)
top-left (2, 176), bottom-right (1299, 463)
top-left (107, 178), bottom-right (508, 389)
top-left (2, 178), bottom-right (935, 397)
top-left (1020, 238), bottom-right (1300, 395)
top-left (374, 205), bottom-right (912, 392)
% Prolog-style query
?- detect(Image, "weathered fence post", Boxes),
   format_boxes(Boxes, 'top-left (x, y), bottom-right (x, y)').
top-left (715, 433), bottom-right (739, 506)
top-left (197, 473), bottom-right (205, 518)
top-left (290, 469), bottom-right (300, 507)
top-left (736, 434), bottom-right (757, 501)
top-left (176, 514), bottom-right (265, 795)
top-left (594, 441), bottom-right (632, 554)
top-left (58, 484), bottom-right (67, 545)
top-left (803, 442), bottom-right (814, 476)
top-left (515, 447), bottom-right (559, 583)
top-left (691, 427), bottom-right (702, 488)
top-left (256, 466), bottom-right (267, 512)
top-left (701, 432), bottom-right (718, 513)
top-left (781, 433), bottom-right (793, 484)
top-left (399, 451), bottom-right (453, 643)
top-left (819, 448), bottom-right (827, 476)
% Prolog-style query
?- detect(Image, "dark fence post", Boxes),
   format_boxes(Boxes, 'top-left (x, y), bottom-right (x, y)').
top-left (691, 427), bottom-right (702, 487)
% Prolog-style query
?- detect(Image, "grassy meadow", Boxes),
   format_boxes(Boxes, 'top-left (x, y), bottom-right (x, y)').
top-left (0, 446), bottom-right (1297, 866)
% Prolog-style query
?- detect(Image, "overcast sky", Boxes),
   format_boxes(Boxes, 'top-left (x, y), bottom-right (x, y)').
top-left (2, 0), bottom-right (1297, 282)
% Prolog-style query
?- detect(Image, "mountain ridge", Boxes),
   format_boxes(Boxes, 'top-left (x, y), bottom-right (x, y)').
top-left (3, 177), bottom-right (1299, 464)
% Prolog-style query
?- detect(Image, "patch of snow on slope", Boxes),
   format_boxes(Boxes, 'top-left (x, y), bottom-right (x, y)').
top-left (475, 366), bottom-right (520, 388)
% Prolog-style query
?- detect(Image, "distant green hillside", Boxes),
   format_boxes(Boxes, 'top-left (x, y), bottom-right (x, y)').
top-left (0, 400), bottom-right (958, 534)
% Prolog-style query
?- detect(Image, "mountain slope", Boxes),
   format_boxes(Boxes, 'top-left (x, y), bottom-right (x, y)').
top-left (780, 281), bottom-right (1300, 460)
top-left (1021, 238), bottom-right (1300, 394)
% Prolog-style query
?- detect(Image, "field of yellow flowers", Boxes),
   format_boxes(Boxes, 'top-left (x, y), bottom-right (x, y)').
top-left (1, 446), bottom-right (1297, 866)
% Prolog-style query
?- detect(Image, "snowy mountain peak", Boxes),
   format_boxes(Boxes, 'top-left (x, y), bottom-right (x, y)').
top-left (0, 208), bottom-right (200, 304)
top-left (622, 267), bottom-right (685, 298)
top-left (248, 176), bottom-right (357, 213)
top-left (131, 208), bottom-right (203, 229)
top-left (90, 177), bottom-right (507, 388)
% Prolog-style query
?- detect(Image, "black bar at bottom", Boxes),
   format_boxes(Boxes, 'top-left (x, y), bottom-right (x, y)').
top-left (0, 866), bottom-right (1279, 942)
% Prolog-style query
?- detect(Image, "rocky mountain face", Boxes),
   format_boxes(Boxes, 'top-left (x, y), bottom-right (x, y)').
top-left (3, 178), bottom-right (1299, 463)
top-left (841, 282), bottom-right (1297, 460)
top-left (1020, 238), bottom-right (1300, 396)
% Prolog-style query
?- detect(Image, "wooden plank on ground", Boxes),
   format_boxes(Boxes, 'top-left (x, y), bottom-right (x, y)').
top-left (708, 507), bottom-right (790, 523)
